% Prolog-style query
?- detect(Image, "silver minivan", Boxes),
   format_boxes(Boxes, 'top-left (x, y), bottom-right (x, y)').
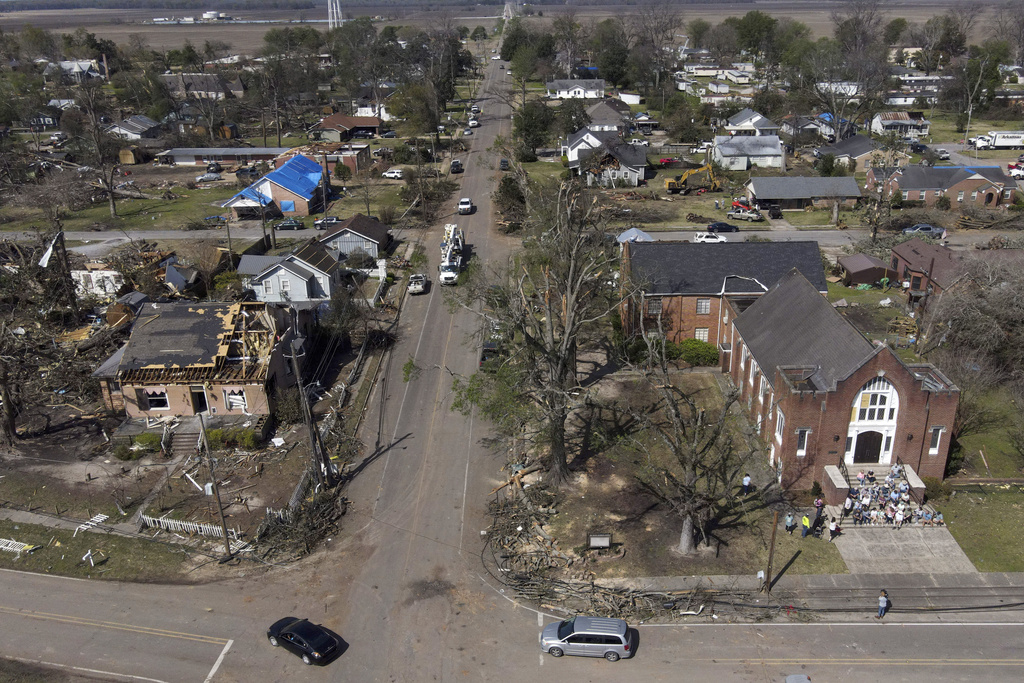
top-left (540, 616), bottom-right (635, 661)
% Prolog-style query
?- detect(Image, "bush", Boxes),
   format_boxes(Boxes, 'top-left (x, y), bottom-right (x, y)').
top-left (935, 195), bottom-right (951, 211)
top-left (674, 338), bottom-right (719, 366)
top-left (134, 432), bottom-right (162, 452)
top-left (112, 443), bottom-right (136, 461)
top-left (274, 387), bottom-right (303, 424)
top-left (922, 476), bottom-right (953, 502)
top-left (811, 481), bottom-right (823, 498)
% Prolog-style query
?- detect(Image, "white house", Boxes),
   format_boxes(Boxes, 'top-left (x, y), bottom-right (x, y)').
top-left (713, 135), bottom-right (784, 171)
top-left (561, 128), bottom-right (621, 165)
top-left (724, 108), bottom-right (779, 137)
top-left (238, 240), bottom-right (341, 306)
top-left (708, 80), bottom-right (730, 94)
top-left (545, 79), bottom-right (606, 99)
top-left (106, 115), bottom-right (162, 140)
top-left (870, 111), bottom-right (931, 139)
top-left (684, 64), bottom-right (722, 78)
top-left (724, 70), bottom-right (751, 85)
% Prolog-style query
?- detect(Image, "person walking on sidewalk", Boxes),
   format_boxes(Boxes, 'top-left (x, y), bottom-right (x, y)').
top-left (828, 517), bottom-right (840, 542)
top-left (876, 589), bottom-right (889, 619)
top-left (801, 514), bottom-right (811, 538)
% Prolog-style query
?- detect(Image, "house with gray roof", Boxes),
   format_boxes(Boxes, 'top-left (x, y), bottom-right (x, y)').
top-left (319, 214), bottom-right (392, 259)
top-left (746, 176), bottom-right (861, 210)
top-left (724, 108), bottom-right (780, 137)
top-left (814, 134), bottom-right (909, 172)
top-left (867, 165), bottom-right (1017, 208)
top-left (106, 115), bottom-right (162, 141)
top-left (545, 79), bottom-right (606, 99)
top-left (585, 100), bottom-right (631, 133)
top-left (240, 239), bottom-right (344, 307)
top-left (723, 268), bottom-right (959, 494)
top-left (712, 135), bottom-right (784, 170)
top-left (577, 139), bottom-right (648, 187)
top-left (621, 240), bottom-right (826, 346)
top-left (562, 127), bottom-right (621, 165)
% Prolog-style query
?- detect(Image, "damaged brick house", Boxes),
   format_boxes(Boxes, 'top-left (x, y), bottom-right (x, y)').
top-left (721, 269), bottom-right (959, 498)
top-left (94, 301), bottom-right (311, 419)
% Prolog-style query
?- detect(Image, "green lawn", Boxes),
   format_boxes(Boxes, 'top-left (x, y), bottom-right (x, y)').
top-left (0, 519), bottom-right (189, 582)
top-left (0, 186), bottom-right (238, 234)
top-left (941, 485), bottom-right (1024, 571)
top-left (954, 387), bottom-right (1024, 479)
top-left (782, 209), bottom-right (857, 228)
top-left (925, 112), bottom-right (1024, 146)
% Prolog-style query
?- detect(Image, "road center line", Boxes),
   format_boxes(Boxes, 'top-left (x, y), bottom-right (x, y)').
top-left (0, 605), bottom-right (228, 645)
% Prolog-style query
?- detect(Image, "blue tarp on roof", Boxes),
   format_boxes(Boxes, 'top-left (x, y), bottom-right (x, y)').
top-left (225, 154), bottom-right (323, 206)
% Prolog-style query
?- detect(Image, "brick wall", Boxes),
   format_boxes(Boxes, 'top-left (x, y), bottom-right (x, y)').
top-left (643, 294), bottom-right (724, 345)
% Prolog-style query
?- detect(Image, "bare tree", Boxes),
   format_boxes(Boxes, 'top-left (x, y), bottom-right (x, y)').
top-left (71, 79), bottom-right (122, 219)
top-left (553, 6), bottom-right (587, 78)
top-left (625, 1), bottom-right (683, 93)
top-left (626, 327), bottom-right (747, 555)
top-left (451, 180), bottom-right (621, 485)
top-left (996, 1), bottom-right (1024, 66)
top-left (831, 0), bottom-right (885, 56)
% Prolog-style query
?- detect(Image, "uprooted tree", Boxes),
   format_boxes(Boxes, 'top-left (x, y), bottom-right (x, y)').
top-left (451, 179), bottom-right (622, 485)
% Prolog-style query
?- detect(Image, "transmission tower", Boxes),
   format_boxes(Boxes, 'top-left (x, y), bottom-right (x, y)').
top-left (327, 0), bottom-right (343, 30)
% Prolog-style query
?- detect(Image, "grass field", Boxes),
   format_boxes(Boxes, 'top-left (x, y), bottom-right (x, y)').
top-left (941, 485), bottom-right (1024, 572)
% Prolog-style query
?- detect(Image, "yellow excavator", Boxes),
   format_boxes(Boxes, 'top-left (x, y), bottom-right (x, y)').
top-left (664, 163), bottom-right (721, 194)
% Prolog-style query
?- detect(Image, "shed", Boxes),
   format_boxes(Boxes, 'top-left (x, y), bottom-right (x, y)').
top-left (837, 253), bottom-right (898, 286)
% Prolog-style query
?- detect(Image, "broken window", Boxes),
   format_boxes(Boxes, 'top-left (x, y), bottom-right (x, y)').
top-left (224, 389), bottom-right (247, 411)
top-left (138, 388), bottom-right (169, 410)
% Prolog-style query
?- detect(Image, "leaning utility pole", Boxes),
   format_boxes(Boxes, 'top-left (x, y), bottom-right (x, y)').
top-left (198, 414), bottom-right (233, 561)
top-left (289, 339), bottom-right (336, 488)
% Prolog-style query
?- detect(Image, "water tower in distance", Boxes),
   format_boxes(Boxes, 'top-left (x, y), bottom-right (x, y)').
top-left (327, 0), bottom-right (344, 30)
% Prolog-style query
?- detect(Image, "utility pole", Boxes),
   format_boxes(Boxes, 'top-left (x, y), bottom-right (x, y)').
top-left (198, 414), bottom-right (233, 561)
top-left (762, 509), bottom-right (779, 594)
top-left (289, 338), bottom-right (336, 488)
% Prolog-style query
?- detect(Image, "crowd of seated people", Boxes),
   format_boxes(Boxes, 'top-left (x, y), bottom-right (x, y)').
top-left (844, 464), bottom-right (945, 528)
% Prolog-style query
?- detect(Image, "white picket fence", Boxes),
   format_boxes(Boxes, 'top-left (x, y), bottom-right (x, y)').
top-left (140, 514), bottom-right (240, 540)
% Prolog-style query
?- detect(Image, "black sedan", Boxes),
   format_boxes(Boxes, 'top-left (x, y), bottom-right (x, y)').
top-left (267, 617), bottom-right (340, 666)
top-left (276, 217), bottom-right (305, 230)
top-left (707, 221), bottom-right (740, 233)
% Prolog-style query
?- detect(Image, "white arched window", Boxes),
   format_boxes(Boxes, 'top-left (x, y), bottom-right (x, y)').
top-left (851, 376), bottom-right (899, 425)
top-left (845, 376), bottom-right (900, 465)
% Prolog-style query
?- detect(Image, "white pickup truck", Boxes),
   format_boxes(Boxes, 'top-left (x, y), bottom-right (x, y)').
top-left (726, 207), bottom-right (763, 222)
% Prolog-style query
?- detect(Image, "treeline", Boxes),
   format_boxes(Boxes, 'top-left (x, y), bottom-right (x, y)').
top-left (0, 1), bottom-right (315, 12)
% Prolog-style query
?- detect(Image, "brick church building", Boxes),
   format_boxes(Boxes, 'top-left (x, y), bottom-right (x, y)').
top-left (720, 269), bottom-right (959, 496)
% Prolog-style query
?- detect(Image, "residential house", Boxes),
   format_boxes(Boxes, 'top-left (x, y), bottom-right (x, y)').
top-left (545, 79), bottom-right (606, 99)
top-left (223, 154), bottom-right (327, 219)
top-left (576, 141), bottom-right (648, 187)
top-left (712, 135), bottom-right (784, 171)
top-left (621, 240), bottom-right (827, 346)
top-left (156, 147), bottom-right (290, 166)
top-left (275, 143), bottom-right (372, 177)
top-left (561, 128), bottom-right (620, 165)
top-left (160, 72), bottom-right (245, 100)
top-left (239, 239), bottom-right (341, 307)
top-left (814, 134), bottom-right (908, 172)
top-left (745, 176), bottom-right (861, 210)
top-left (708, 80), bottom-right (730, 95)
top-left (724, 108), bottom-right (780, 137)
top-left (42, 59), bottom-right (105, 84)
top-left (722, 268), bottom-right (959, 495)
top-left (585, 99), bottom-right (631, 133)
top-left (867, 165), bottom-right (1017, 208)
top-left (350, 84), bottom-right (397, 121)
top-left (870, 111), bottom-right (931, 139)
top-left (106, 115), bottom-right (162, 140)
top-left (723, 69), bottom-right (751, 85)
top-left (319, 214), bottom-right (393, 259)
top-left (94, 301), bottom-right (310, 419)
top-left (683, 63), bottom-right (722, 78)
top-left (308, 114), bottom-right (382, 142)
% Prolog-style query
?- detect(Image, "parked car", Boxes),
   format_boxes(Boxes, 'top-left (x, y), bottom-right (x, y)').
top-left (540, 616), bottom-right (635, 661)
top-left (195, 172), bottom-right (221, 183)
top-left (491, 55), bottom-right (501, 60)
top-left (382, 168), bottom-right (404, 179)
top-left (471, 105), bottom-right (480, 114)
top-left (206, 162), bottom-right (223, 173)
top-left (450, 159), bottom-right (464, 173)
top-left (480, 338), bottom-right (503, 370)
top-left (766, 204), bottom-right (783, 220)
top-left (267, 617), bottom-right (340, 666)
top-left (499, 158), bottom-right (509, 171)
top-left (902, 223), bottom-right (947, 239)
top-left (276, 217), bottom-right (305, 230)
top-left (463, 128), bottom-right (473, 136)
top-left (381, 130), bottom-right (397, 138)
top-left (629, 138), bottom-right (649, 146)
top-left (694, 232), bottom-right (728, 243)
top-left (351, 130), bottom-right (374, 139)
top-left (690, 141), bottom-right (713, 155)
top-left (236, 166), bottom-right (260, 181)
top-left (706, 221), bottom-right (740, 233)
top-left (407, 273), bottom-right (427, 295)
top-left (726, 208), bottom-right (763, 222)
top-left (468, 118), bottom-right (480, 128)
top-left (936, 149), bottom-right (951, 160)
top-left (1010, 167), bottom-right (1024, 179)
top-left (313, 216), bottom-right (340, 230)
top-left (458, 198), bottom-right (473, 214)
